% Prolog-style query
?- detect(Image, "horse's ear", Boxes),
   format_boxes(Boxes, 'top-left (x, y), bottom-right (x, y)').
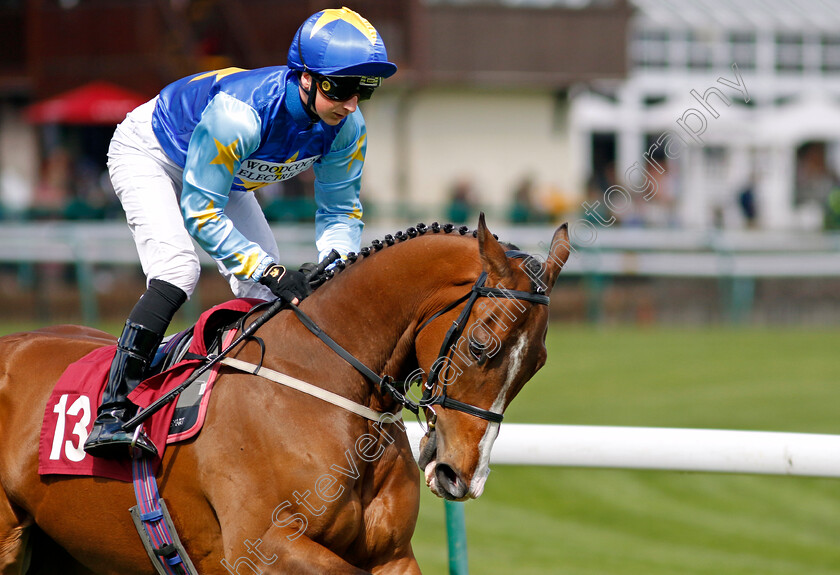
top-left (542, 223), bottom-right (570, 288)
top-left (477, 212), bottom-right (509, 279)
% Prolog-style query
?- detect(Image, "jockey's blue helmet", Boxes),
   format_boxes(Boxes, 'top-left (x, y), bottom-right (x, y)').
top-left (288, 7), bottom-right (397, 79)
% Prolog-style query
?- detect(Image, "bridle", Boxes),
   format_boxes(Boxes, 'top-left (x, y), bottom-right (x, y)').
top-left (289, 250), bottom-right (550, 425)
top-left (415, 253), bottom-right (549, 423)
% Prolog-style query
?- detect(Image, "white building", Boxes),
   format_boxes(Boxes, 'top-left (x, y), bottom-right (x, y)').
top-left (571, 0), bottom-right (840, 230)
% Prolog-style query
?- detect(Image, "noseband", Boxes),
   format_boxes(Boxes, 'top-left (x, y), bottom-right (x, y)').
top-left (289, 251), bottom-right (550, 425)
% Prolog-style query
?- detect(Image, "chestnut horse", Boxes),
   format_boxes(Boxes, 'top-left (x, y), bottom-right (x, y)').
top-left (0, 216), bottom-right (569, 574)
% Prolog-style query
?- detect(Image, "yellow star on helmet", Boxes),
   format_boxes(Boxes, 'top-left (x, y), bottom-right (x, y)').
top-left (311, 7), bottom-right (377, 45)
top-left (210, 138), bottom-right (241, 175)
top-left (189, 67), bottom-right (246, 83)
top-left (346, 134), bottom-right (366, 172)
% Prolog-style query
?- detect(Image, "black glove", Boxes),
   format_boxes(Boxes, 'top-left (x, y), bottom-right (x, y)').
top-left (259, 264), bottom-right (312, 303)
top-left (299, 261), bottom-right (328, 290)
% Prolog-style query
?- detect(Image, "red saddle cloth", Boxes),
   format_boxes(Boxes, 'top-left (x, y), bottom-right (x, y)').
top-left (38, 298), bottom-right (263, 481)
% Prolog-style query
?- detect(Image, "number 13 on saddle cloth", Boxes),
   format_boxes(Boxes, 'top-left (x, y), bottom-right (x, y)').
top-left (38, 298), bottom-right (261, 481)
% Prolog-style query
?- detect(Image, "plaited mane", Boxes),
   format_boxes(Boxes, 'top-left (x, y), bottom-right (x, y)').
top-left (319, 222), bottom-right (509, 284)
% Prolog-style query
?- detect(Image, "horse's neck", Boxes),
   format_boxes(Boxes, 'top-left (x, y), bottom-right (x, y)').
top-left (288, 238), bottom-right (477, 400)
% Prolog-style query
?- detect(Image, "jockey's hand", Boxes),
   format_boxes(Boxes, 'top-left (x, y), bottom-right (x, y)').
top-left (259, 264), bottom-right (312, 304)
top-left (299, 261), bottom-right (328, 290)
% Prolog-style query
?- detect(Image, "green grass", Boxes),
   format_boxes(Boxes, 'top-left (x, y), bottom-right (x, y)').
top-left (412, 326), bottom-right (840, 574)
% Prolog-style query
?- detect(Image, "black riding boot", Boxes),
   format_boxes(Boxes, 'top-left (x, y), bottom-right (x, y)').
top-left (84, 279), bottom-right (187, 459)
top-left (83, 320), bottom-right (164, 458)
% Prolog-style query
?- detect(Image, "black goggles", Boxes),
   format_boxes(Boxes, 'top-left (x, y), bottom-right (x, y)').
top-left (312, 74), bottom-right (381, 102)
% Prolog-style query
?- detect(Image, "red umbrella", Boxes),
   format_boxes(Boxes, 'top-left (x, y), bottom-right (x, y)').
top-left (25, 81), bottom-right (150, 125)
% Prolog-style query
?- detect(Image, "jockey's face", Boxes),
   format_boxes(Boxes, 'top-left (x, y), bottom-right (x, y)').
top-left (299, 72), bottom-right (358, 126)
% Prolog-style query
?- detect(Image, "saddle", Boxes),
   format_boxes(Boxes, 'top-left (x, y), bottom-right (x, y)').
top-left (38, 298), bottom-right (264, 481)
top-left (147, 299), bottom-right (273, 438)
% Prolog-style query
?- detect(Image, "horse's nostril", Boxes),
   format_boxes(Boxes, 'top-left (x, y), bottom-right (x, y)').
top-left (436, 463), bottom-right (457, 485)
top-left (435, 463), bottom-right (467, 499)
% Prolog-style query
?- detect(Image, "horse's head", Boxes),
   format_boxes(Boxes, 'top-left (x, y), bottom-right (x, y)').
top-left (416, 215), bottom-right (569, 500)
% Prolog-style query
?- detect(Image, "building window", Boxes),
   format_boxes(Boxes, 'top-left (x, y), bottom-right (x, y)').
top-left (687, 31), bottom-right (713, 70)
top-left (729, 32), bottom-right (757, 71)
top-left (633, 28), bottom-right (669, 69)
top-left (823, 34), bottom-right (840, 73)
top-left (776, 32), bottom-right (804, 72)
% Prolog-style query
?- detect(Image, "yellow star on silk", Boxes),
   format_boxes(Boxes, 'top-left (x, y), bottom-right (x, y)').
top-left (311, 8), bottom-right (377, 45)
top-left (233, 251), bottom-right (262, 278)
top-left (210, 138), bottom-right (240, 175)
top-left (346, 134), bottom-right (366, 172)
top-left (238, 180), bottom-right (269, 192)
top-left (190, 200), bottom-right (218, 232)
top-left (189, 67), bottom-right (246, 83)
top-left (349, 205), bottom-right (363, 220)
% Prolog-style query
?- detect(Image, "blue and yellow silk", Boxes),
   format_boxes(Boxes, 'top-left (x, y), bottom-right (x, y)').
top-left (151, 66), bottom-right (366, 282)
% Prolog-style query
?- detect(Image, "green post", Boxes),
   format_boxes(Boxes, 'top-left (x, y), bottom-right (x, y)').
top-left (67, 230), bottom-right (99, 326)
top-left (728, 276), bottom-right (755, 324)
top-left (444, 500), bottom-right (468, 574)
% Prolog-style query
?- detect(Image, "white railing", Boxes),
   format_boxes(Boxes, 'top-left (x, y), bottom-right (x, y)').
top-left (3, 222), bottom-right (840, 276)
top-left (404, 422), bottom-right (840, 477)
top-left (4, 222), bottom-right (840, 324)
top-left (404, 421), bottom-right (840, 575)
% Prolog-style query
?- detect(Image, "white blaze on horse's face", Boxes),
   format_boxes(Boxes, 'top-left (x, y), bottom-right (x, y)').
top-left (468, 332), bottom-right (528, 498)
top-left (423, 328), bottom-right (538, 501)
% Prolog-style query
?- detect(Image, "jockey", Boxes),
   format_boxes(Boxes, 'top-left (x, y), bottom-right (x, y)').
top-left (83, 7), bottom-right (397, 459)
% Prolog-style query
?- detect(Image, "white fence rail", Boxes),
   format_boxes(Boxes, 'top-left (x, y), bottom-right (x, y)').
top-left (405, 421), bottom-right (840, 574)
top-left (404, 421), bottom-right (840, 478)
